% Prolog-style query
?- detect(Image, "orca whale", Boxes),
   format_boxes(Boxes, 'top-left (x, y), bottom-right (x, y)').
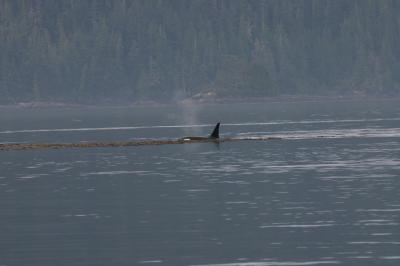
top-left (181, 123), bottom-right (220, 141)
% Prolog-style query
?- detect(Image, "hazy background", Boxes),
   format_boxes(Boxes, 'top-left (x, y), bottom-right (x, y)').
top-left (1, 0), bottom-right (400, 104)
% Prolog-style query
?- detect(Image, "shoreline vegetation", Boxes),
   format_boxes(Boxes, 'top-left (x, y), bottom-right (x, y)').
top-left (1, 2), bottom-right (400, 104)
top-left (0, 94), bottom-right (398, 109)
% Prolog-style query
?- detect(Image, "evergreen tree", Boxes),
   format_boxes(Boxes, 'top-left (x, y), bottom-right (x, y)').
top-left (0, 0), bottom-right (399, 104)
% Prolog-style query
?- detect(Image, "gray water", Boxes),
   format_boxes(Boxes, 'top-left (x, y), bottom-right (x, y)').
top-left (0, 100), bottom-right (400, 266)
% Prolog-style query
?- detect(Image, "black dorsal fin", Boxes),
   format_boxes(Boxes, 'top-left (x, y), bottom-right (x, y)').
top-left (209, 123), bottom-right (220, 139)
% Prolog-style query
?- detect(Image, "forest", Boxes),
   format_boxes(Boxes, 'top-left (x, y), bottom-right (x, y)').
top-left (1, 0), bottom-right (400, 104)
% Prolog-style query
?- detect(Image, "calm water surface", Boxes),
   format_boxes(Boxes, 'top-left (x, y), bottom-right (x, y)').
top-left (0, 100), bottom-right (400, 266)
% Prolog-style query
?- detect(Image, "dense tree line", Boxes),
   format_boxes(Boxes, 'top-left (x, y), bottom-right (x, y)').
top-left (1, 0), bottom-right (400, 104)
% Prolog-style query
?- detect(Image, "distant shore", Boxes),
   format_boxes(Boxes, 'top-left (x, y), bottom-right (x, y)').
top-left (0, 94), bottom-right (398, 109)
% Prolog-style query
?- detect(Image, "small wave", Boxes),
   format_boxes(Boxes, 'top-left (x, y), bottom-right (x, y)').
top-left (163, 179), bottom-right (182, 183)
top-left (371, 233), bottom-right (392, 236)
top-left (260, 224), bottom-right (334, 229)
top-left (16, 174), bottom-right (48, 179)
top-left (348, 241), bottom-right (400, 245)
top-left (183, 189), bottom-right (210, 193)
top-left (138, 260), bottom-right (163, 264)
top-left (0, 124), bottom-right (212, 134)
top-left (346, 256), bottom-right (372, 259)
top-left (356, 208), bottom-right (400, 212)
top-left (60, 213), bottom-right (101, 219)
top-left (190, 260), bottom-right (340, 266)
top-left (235, 127), bottom-right (400, 141)
top-left (380, 256), bottom-right (400, 260)
top-left (82, 170), bottom-right (149, 176)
